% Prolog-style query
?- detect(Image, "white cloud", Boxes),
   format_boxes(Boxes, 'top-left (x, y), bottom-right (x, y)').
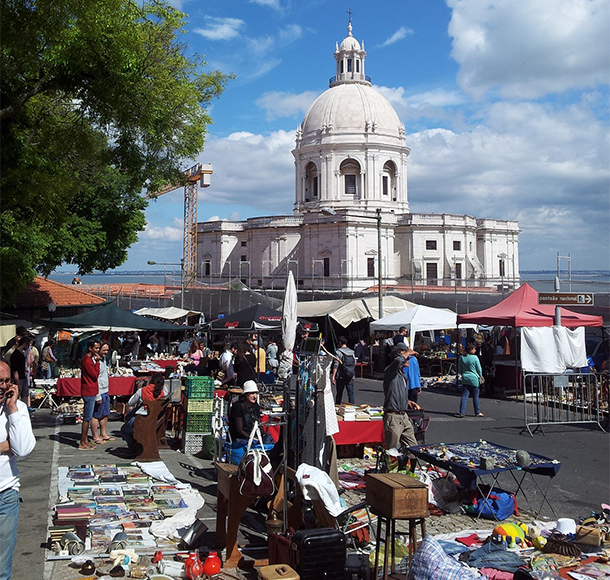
top-left (140, 222), bottom-right (183, 243)
top-left (194, 17), bottom-right (244, 41)
top-left (447, 0), bottom-right (610, 99)
top-left (195, 130), bottom-right (296, 212)
top-left (249, 0), bottom-right (281, 9)
top-left (405, 99), bottom-right (610, 269)
top-left (379, 26), bottom-right (413, 47)
top-left (256, 90), bottom-right (319, 120)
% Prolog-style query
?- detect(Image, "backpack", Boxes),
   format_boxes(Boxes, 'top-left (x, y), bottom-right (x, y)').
top-left (337, 351), bottom-right (356, 381)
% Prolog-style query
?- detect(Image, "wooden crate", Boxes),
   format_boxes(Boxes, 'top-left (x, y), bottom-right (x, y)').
top-left (365, 473), bottom-right (428, 519)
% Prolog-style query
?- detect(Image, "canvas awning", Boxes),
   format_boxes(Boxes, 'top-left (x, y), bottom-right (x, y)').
top-left (297, 296), bottom-right (417, 328)
top-left (134, 306), bottom-right (199, 321)
top-left (457, 284), bottom-right (603, 328)
top-left (52, 302), bottom-right (189, 331)
top-left (209, 304), bottom-right (318, 332)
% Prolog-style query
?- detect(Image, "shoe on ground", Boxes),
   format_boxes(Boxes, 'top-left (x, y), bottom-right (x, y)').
top-left (476, 413), bottom-right (484, 417)
top-left (455, 413), bottom-right (464, 418)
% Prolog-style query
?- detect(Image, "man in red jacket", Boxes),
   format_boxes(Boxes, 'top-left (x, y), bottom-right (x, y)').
top-left (79, 339), bottom-right (100, 450)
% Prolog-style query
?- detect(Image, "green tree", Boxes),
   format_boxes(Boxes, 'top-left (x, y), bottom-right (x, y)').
top-left (0, 0), bottom-right (228, 307)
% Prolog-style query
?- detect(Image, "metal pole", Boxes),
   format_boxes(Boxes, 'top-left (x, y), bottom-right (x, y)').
top-left (376, 208), bottom-right (383, 319)
top-left (180, 258), bottom-right (185, 309)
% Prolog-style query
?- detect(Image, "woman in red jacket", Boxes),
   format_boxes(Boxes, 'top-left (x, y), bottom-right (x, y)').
top-left (79, 339), bottom-right (100, 450)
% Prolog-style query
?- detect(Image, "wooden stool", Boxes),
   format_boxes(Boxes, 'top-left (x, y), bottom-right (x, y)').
top-left (373, 512), bottom-right (426, 579)
top-left (365, 473), bottom-right (429, 580)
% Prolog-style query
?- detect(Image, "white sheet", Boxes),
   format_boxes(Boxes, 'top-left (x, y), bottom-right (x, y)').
top-left (521, 326), bottom-right (586, 373)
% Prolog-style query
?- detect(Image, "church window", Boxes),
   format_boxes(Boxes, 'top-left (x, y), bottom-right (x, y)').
top-left (203, 261), bottom-right (211, 276)
top-left (382, 160), bottom-right (397, 200)
top-left (426, 240), bottom-right (437, 250)
top-left (340, 60), bottom-right (344, 73)
top-left (323, 258), bottom-right (330, 277)
top-left (367, 258), bottom-right (375, 278)
top-left (356, 60), bottom-right (360, 72)
top-left (455, 262), bottom-right (462, 284)
top-left (453, 240), bottom-right (461, 251)
top-left (345, 174), bottom-right (356, 195)
top-left (241, 241), bottom-right (247, 247)
top-left (499, 259), bottom-right (506, 277)
top-left (426, 263), bottom-right (438, 285)
top-left (340, 159), bottom-right (361, 196)
top-left (313, 176), bottom-right (318, 197)
top-left (306, 162), bottom-right (319, 200)
top-left (347, 58), bottom-right (352, 72)
top-left (240, 255), bottom-right (247, 262)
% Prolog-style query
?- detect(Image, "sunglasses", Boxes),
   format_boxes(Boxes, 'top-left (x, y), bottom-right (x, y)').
top-left (0, 378), bottom-right (12, 385)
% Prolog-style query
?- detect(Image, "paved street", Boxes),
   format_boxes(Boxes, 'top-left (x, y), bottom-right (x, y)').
top-left (11, 376), bottom-right (609, 580)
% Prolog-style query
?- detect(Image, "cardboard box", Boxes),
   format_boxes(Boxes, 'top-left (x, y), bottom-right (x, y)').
top-left (365, 473), bottom-right (428, 519)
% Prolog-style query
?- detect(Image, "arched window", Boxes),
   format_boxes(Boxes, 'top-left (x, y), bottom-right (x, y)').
top-left (382, 160), bottom-right (397, 201)
top-left (305, 162), bottom-right (318, 201)
top-left (340, 159), bottom-right (361, 196)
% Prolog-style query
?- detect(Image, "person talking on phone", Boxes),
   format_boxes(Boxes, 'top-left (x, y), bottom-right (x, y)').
top-left (0, 361), bottom-right (36, 580)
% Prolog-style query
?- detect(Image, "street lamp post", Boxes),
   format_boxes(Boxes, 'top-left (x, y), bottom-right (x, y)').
top-left (148, 259), bottom-right (184, 309)
top-left (321, 207), bottom-right (383, 318)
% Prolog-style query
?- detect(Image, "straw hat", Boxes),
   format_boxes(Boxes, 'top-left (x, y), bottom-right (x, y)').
top-left (242, 380), bottom-right (259, 394)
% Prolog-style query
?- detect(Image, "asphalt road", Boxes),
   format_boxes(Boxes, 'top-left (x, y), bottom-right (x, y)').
top-left (11, 376), bottom-right (610, 580)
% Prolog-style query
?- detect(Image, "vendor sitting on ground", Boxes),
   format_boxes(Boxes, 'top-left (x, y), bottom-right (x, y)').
top-left (228, 380), bottom-right (273, 444)
top-left (120, 372), bottom-right (168, 450)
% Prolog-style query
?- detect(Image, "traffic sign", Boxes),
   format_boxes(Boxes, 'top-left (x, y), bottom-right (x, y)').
top-left (538, 292), bottom-right (594, 306)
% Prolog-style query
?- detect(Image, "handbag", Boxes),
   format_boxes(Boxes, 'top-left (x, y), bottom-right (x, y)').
top-left (237, 421), bottom-right (275, 497)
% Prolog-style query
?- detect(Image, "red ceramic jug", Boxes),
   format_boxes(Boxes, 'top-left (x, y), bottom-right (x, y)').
top-left (184, 550), bottom-right (204, 580)
top-left (202, 551), bottom-right (222, 577)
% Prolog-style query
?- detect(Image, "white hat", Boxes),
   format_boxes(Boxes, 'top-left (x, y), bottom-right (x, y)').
top-left (242, 380), bottom-right (259, 394)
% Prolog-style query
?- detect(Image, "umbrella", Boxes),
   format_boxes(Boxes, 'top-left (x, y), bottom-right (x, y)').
top-left (282, 271), bottom-right (298, 358)
top-left (209, 303), bottom-right (317, 332)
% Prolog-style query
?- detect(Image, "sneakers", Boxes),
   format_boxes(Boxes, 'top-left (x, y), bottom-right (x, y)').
top-left (476, 412), bottom-right (484, 417)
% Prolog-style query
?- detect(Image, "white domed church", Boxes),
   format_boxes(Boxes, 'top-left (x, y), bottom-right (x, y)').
top-left (197, 22), bottom-right (520, 296)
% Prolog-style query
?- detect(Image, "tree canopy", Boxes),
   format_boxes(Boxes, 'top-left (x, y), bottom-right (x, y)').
top-left (0, 0), bottom-right (229, 307)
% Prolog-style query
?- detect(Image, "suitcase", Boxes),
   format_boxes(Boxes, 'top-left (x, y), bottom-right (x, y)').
top-left (258, 563), bottom-right (300, 580)
top-left (290, 528), bottom-right (346, 580)
top-left (345, 552), bottom-right (370, 580)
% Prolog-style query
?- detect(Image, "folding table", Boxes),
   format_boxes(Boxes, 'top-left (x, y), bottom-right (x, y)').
top-left (409, 440), bottom-right (561, 519)
top-left (33, 379), bottom-right (60, 411)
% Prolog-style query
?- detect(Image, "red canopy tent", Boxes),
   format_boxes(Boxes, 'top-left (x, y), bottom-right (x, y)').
top-left (457, 283), bottom-right (603, 328)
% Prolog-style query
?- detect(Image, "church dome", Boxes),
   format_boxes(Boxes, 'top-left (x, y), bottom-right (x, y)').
top-left (299, 83), bottom-right (404, 144)
top-left (340, 34), bottom-right (361, 52)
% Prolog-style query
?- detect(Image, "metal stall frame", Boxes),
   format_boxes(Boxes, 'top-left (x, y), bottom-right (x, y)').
top-left (522, 372), bottom-right (607, 436)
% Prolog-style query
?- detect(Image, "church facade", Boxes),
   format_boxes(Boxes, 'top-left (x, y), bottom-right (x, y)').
top-left (196, 23), bottom-right (520, 294)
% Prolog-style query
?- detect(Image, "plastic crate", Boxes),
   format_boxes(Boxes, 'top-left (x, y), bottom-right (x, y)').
top-left (186, 398), bottom-right (214, 413)
top-left (185, 376), bottom-right (215, 399)
top-left (182, 432), bottom-right (212, 454)
top-left (185, 412), bottom-right (213, 433)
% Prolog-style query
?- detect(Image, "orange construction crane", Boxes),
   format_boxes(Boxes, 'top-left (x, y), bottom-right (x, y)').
top-left (146, 163), bottom-right (212, 290)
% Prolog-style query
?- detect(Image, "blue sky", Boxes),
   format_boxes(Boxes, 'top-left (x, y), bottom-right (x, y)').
top-left (112, 0), bottom-right (609, 272)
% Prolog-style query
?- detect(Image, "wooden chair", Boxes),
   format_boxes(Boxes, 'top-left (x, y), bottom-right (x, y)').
top-left (133, 398), bottom-right (170, 461)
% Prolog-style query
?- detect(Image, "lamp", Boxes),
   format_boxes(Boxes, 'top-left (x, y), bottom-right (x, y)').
top-left (148, 259), bottom-right (184, 308)
top-left (321, 207), bottom-right (384, 318)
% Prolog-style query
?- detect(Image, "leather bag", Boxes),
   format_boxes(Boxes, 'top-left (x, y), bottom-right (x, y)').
top-left (237, 421), bottom-right (275, 497)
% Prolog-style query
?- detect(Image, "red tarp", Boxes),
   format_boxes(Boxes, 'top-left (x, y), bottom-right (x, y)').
top-left (457, 283), bottom-right (603, 328)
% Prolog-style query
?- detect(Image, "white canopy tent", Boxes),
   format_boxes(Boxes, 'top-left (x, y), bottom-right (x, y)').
top-left (370, 304), bottom-right (474, 346)
top-left (297, 296), bottom-right (417, 328)
top-left (134, 306), bottom-right (200, 322)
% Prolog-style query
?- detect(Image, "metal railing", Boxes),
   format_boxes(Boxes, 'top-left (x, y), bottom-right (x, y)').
top-left (522, 372), bottom-right (607, 436)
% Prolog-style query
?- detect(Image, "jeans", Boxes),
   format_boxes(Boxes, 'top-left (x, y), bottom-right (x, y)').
top-left (120, 417), bottom-right (136, 448)
top-left (0, 488), bottom-right (20, 580)
top-left (459, 383), bottom-right (480, 415)
top-left (335, 377), bottom-right (354, 404)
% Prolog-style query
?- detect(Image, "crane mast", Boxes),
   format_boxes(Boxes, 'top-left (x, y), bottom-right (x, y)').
top-left (147, 163), bottom-right (212, 292)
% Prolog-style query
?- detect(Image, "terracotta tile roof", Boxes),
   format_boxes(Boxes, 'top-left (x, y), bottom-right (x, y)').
top-left (15, 277), bottom-right (107, 308)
